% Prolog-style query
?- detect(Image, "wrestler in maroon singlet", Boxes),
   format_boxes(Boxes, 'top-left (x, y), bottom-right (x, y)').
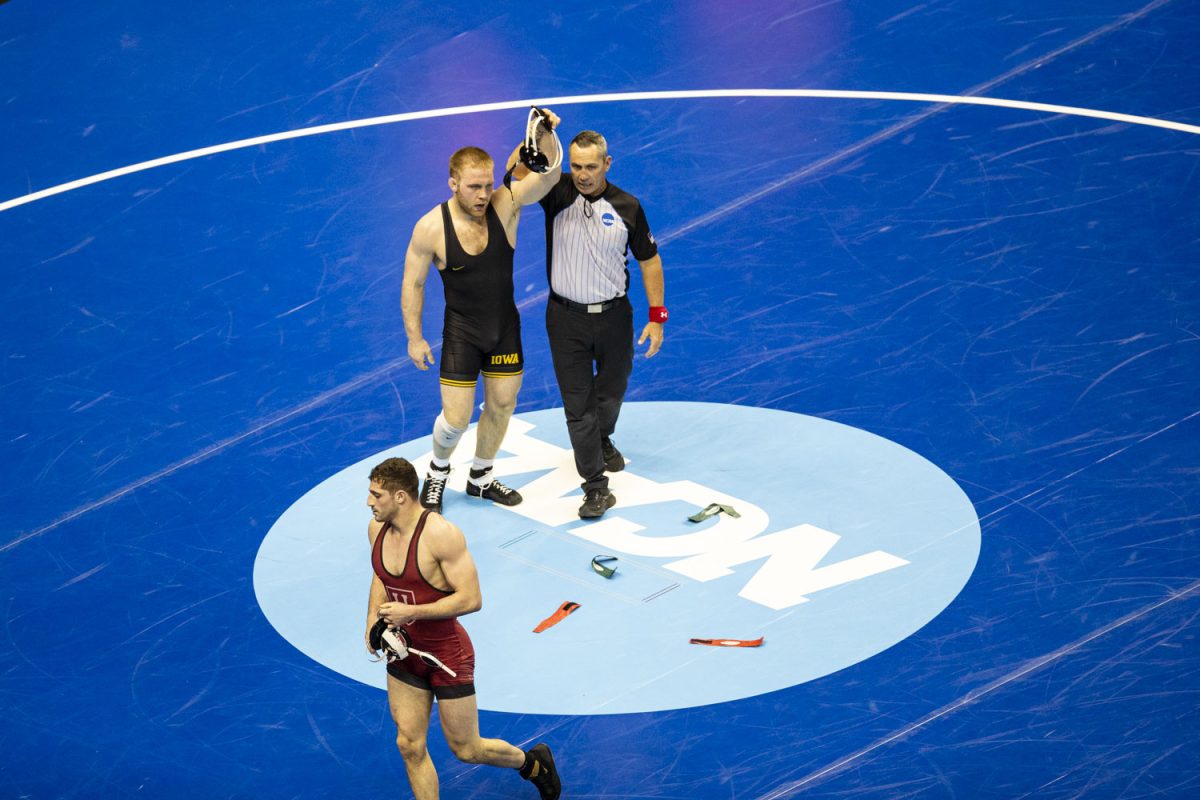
top-left (372, 509), bottom-right (476, 697)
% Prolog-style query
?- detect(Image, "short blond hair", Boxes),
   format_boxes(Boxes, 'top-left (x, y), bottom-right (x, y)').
top-left (449, 146), bottom-right (493, 179)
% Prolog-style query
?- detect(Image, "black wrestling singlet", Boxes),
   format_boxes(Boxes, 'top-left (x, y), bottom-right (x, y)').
top-left (439, 202), bottom-right (517, 326)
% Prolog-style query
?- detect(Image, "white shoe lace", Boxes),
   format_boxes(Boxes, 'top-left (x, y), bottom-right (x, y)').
top-left (424, 472), bottom-right (448, 504)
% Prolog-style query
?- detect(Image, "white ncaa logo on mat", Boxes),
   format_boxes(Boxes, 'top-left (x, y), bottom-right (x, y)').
top-left (255, 402), bottom-right (980, 715)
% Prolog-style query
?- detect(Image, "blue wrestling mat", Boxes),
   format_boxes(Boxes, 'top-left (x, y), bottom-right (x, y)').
top-left (2, 2), bottom-right (1198, 797)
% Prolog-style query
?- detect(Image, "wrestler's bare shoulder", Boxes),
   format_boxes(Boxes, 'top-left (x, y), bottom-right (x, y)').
top-left (412, 206), bottom-right (444, 241)
top-left (422, 513), bottom-right (468, 554)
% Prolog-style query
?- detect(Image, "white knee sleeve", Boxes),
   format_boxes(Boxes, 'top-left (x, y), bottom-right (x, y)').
top-left (433, 412), bottom-right (467, 450)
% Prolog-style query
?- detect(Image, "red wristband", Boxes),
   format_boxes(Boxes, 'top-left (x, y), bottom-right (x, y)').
top-left (649, 306), bottom-right (668, 324)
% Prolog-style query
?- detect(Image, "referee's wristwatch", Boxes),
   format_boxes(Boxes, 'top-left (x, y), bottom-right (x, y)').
top-left (649, 306), bottom-right (668, 323)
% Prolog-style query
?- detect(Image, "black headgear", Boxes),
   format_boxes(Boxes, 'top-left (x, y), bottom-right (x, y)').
top-left (518, 106), bottom-right (556, 174)
top-left (369, 618), bottom-right (411, 661)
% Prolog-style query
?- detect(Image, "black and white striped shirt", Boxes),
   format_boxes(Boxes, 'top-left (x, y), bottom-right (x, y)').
top-left (539, 174), bottom-right (658, 304)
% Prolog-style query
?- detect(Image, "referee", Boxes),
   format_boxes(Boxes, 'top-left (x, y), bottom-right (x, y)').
top-left (515, 129), bottom-right (666, 519)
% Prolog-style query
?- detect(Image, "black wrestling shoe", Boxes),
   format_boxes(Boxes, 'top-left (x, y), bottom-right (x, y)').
top-left (419, 466), bottom-right (450, 513)
top-left (601, 437), bottom-right (625, 472)
top-left (520, 743), bottom-right (561, 800)
top-left (578, 488), bottom-right (616, 519)
top-left (465, 477), bottom-right (523, 506)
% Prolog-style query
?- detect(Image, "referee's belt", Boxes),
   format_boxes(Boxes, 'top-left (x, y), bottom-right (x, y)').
top-left (550, 291), bottom-right (622, 314)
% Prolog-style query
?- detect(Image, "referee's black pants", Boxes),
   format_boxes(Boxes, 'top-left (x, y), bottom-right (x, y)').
top-left (546, 295), bottom-right (634, 492)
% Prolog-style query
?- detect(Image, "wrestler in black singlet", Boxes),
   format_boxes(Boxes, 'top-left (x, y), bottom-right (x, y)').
top-left (437, 202), bottom-right (523, 387)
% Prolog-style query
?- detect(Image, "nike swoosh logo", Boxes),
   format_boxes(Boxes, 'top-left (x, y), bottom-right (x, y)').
top-left (450, 265), bottom-right (465, 271)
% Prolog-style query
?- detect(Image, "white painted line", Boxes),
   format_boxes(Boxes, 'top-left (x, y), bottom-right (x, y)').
top-left (4, 89), bottom-right (1199, 213)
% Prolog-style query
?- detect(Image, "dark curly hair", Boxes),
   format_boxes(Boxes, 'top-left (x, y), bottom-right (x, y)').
top-left (368, 457), bottom-right (419, 497)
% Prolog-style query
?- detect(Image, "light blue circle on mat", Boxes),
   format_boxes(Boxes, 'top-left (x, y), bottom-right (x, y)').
top-left (254, 401), bottom-right (980, 715)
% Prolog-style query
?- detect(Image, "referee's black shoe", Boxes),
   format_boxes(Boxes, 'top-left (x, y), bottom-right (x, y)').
top-left (520, 743), bottom-right (561, 800)
top-left (578, 488), bottom-right (616, 519)
top-left (601, 437), bottom-right (625, 472)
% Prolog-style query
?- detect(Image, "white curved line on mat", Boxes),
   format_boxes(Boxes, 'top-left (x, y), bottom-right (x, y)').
top-left (3, 89), bottom-right (1199, 213)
